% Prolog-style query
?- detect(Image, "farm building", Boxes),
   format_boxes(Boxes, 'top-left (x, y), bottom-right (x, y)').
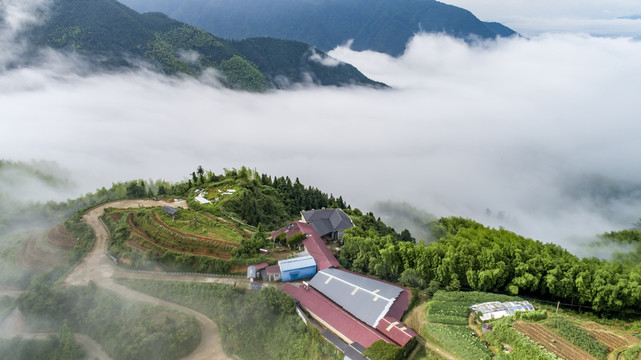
top-left (271, 221), bottom-right (341, 270)
top-left (278, 256), bottom-right (317, 282)
top-left (265, 265), bottom-right (281, 281)
top-left (301, 208), bottom-right (354, 241)
top-left (247, 262), bottom-right (269, 280)
top-left (470, 301), bottom-right (535, 321)
top-left (283, 268), bottom-right (417, 354)
top-left (276, 220), bottom-right (416, 358)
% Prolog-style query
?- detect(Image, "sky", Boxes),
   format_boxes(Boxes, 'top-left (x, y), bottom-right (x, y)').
top-left (443, 0), bottom-right (641, 37)
top-left (2, 0), bottom-right (641, 255)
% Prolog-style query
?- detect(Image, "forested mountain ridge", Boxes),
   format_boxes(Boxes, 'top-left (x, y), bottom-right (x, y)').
top-left (15, 0), bottom-right (384, 90)
top-left (117, 0), bottom-right (517, 56)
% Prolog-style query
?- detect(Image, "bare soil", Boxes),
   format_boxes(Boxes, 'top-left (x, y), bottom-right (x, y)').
top-left (586, 328), bottom-right (640, 351)
top-left (515, 321), bottom-right (595, 360)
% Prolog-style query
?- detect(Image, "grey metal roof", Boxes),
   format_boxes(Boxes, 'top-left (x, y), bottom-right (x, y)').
top-left (309, 268), bottom-right (402, 327)
top-left (278, 255), bottom-right (316, 272)
top-left (162, 206), bottom-right (179, 215)
top-left (301, 209), bottom-right (354, 237)
top-left (322, 331), bottom-right (368, 360)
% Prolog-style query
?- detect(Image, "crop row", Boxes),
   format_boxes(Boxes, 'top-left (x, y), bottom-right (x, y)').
top-left (156, 209), bottom-right (245, 243)
top-left (546, 316), bottom-right (609, 360)
top-left (132, 212), bottom-right (236, 253)
top-left (516, 322), bottom-right (592, 360)
top-left (484, 318), bottom-right (559, 360)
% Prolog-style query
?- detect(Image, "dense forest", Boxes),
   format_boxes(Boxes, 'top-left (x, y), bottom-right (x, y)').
top-left (339, 216), bottom-right (641, 314)
top-left (15, 0), bottom-right (382, 90)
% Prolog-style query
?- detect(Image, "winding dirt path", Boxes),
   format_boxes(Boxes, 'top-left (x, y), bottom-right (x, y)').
top-left (403, 302), bottom-right (460, 360)
top-left (64, 200), bottom-right (235, 360)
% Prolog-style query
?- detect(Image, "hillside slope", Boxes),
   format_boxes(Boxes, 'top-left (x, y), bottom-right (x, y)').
top-left (117, 0), bottom-right (517, 56)
top-left (15, 0), bottom-right (384, 90)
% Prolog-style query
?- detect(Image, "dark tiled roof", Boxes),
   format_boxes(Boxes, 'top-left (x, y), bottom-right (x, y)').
top-left (301, 209), bottom-right (354, 237)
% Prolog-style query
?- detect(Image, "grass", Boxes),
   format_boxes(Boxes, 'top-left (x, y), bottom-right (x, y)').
top-left (155, 208), bottom-right (247, 243)
top-left (426, 290), bottom-right (521, 325)
top-left (425, 323), bottom-right (492, 360)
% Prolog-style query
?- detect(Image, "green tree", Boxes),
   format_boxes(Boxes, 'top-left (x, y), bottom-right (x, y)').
top-left (363, 340), bottom-right (401, 360)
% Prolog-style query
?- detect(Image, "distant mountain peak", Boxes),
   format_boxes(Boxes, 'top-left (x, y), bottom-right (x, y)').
top-left (118, 0), bottom-right (517, 56)
top-left (5, 0), bottom-right (384, 90)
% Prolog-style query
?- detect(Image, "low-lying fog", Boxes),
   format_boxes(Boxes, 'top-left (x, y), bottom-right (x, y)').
top-left (2, 1), bottom-right (641, 255)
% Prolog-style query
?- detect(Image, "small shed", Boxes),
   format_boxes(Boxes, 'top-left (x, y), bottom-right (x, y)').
top-left (266, 265), bottom-right (282, 281)
top-left (162, 206), bottom-right (179, 221)
top-left (247, 262), bottom-right (269, 280)
top-left (278, 255), bottom-right (317, 282)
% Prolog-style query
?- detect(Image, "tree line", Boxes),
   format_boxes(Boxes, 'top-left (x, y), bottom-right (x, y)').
top-left (339, 216), bottom-right (641, 314)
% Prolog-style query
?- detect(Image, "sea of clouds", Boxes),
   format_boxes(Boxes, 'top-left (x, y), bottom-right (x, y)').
top-left (3, 0), bottom-right (641, 254)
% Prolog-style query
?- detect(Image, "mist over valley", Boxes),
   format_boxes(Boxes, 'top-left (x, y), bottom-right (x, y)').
top-left (2, 1), bottom-right (641, 359)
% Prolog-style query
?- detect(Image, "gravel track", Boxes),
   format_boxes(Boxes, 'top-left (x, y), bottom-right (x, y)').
top-left (64, 199), bottom-right (234, 360)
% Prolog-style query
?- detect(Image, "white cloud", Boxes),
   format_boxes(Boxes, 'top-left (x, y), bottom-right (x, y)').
top-left (442, 0), bottom-right (641, 36)
top-left (0, 0), bottom-right (52, 69)
top-left (2, 30), bottom-right (641, 254)
top-left (308, 49), bottom-right (342, 67)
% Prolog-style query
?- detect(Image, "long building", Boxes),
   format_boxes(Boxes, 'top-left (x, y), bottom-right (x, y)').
top-left (276, 214), bottom-right (416, 354)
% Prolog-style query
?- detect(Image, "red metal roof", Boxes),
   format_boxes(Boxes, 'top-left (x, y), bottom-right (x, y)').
top-left (265, 265), bottom-right (280, 275)
top-left (376, 316), bottom-right (418, 346)
top-left (251, 262), bottom-right (269, 271)
top-left (271, 222), bottom-right (340, 270)
top-left (283, 284), bottom-right (395, 348)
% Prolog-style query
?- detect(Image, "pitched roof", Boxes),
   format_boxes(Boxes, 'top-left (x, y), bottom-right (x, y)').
top-left (162, 206), bottom-right (179, 215)
top-left (301, 209), bottom-right (354, 237)
top-left (278, 255), bottom-right (316, 272)
top-left (376, 316), bottom-right (418, 346)
top-left (309, 268), bottom-right (402, 327)
top-left (265, 265), bottom-right (281, 275)
top-left (251, 262), bottom-right (269, 271)
top-left (270, 222), bottom-right (307, 239)
top-left (272, 222), bottom-right (340, 270)
top-left (282, 284), bottom-right (394, 348)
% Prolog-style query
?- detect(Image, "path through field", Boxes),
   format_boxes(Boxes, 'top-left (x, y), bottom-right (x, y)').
top-left (403, 301), bottom-right (460, 360)
top-left (64, 199), bottom-right (241, 360)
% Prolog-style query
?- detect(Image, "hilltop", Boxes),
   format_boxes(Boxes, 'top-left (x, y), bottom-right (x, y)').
top-left (12, 0), bottom-right (384, 90)
top-left (118, 0), bottom-right (517, 56)
top-left (2, 165), bottom-right (641, 360)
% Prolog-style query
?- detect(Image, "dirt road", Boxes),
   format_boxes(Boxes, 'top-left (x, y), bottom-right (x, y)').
top-left (64, 199), bottom-right (234, 360)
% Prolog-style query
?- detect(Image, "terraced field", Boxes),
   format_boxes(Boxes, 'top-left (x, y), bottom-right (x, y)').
top-left (515, 322), bottom-right (595, 360)
top-left (19, 225), bottom-right (75, 272)
top-left (585, 329), bottom-right (640, 351)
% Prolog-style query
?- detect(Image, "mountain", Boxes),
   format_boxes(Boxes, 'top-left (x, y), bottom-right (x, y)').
top-left (15, 0), bottom-right (384, 90)
top-left (117, 0), bottom-right (517, 56)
